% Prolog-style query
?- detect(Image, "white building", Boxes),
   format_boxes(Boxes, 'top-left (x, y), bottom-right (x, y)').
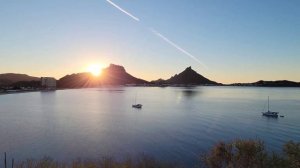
top-left (41, 77), bottom-right (57, 89)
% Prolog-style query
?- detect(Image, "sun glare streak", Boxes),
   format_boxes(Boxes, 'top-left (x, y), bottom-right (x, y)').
top-left (87, 64), bottom-right (102, 76)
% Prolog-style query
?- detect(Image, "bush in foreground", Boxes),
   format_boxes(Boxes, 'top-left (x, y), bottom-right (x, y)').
top-left (202, 139), bottom-right (300, 168)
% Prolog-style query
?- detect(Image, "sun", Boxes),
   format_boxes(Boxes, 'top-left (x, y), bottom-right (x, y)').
top-left (87, 64), bottom-right (102, 76)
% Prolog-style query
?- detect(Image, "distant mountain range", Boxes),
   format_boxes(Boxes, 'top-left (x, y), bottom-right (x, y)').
top-left (57, 65), bottom-right (218, 88)
top-left (1, 64), bottom-right (300, 88)
top-left (230, 80), bottom-right (300, 87)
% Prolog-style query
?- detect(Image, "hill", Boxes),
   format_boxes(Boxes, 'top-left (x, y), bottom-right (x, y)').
top-left (0, 73), bottom-right (39, 86)
top-left (231, 80), bottom-right (300, 87)
top-left (254, 80), bottom-right (300, 87)
top-left (57, 73), bottom-right (99, 88)
top-left (100, 64), bottom-right (147, 85)
top-left (152, 66), bottom-right (219, 85)
top-left (57, 64), bottom-right (148, 88)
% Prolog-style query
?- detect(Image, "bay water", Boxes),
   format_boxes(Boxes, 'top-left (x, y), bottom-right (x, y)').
top-left (0, 86), bottom-right (299, 166)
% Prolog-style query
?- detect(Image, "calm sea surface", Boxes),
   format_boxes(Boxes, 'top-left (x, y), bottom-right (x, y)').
top-left (0, 86), bottom-right (300, 166)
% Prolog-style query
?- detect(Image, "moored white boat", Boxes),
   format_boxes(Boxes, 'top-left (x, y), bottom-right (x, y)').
top-left (262, 96), bottom-right (279, 118)
top-left (132, 93), bottom-right (142, 109)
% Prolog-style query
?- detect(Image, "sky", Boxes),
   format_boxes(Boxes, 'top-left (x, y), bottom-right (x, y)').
top-left (0, 0), bottom-right (299, 84)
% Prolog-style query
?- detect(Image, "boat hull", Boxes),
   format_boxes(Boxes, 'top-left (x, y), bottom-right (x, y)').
top-left (262, 111), bottom-right (279, 118)
top-left (132, 104), bottom-right (142, 108)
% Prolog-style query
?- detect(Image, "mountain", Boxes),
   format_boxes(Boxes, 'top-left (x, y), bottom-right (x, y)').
top-left (154, 66), bottom-right (219, 85)
top-left (0, 73), bottom-right (39, 86)
top-left (100, 64), bottom-right (147, 85)
top-left (57, 73), bottom-right (99, 88)
top-left (57, 64), bottom-right (148, 88)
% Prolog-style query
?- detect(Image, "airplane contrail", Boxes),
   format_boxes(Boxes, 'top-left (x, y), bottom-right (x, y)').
top-left (105, 0), bottom-right (206, 69)
top-left (106, 0), bottom-right (140, 21)
top-left (150, 28), bottom-right (207, 68)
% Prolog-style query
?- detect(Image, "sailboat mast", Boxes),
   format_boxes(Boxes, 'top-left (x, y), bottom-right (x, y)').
top-left (268, 96), bottom-right (269, 112)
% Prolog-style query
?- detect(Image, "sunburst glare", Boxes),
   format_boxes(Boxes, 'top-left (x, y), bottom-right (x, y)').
top-left (86, 64), bottom-right (102, 76)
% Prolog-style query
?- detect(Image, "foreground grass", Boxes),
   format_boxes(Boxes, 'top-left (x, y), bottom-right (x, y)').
top-left (14, 155), bottom-right (178, 168)
top-left (7, 140), bottom-right (300, 168)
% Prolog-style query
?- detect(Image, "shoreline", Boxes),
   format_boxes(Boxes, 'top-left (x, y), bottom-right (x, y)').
top-left (1, 85), bottom-right (300, 96)
top-left (0, 89), bottom-right (44, 95)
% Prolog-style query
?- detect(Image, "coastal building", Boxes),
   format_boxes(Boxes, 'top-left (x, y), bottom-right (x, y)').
top-left (41, 77), bottom-right (57, 89)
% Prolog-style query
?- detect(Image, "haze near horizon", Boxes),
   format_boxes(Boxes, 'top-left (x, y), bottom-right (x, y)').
top-left (0, 0), bottom-right (299, 83)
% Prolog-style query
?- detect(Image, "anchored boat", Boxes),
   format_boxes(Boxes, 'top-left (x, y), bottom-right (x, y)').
top-left (262, 96), bottom-right (279, 118)
top-left (132, 93), bottom-right (142, 109)
top-left (132, 104), bottom-right (142, 108)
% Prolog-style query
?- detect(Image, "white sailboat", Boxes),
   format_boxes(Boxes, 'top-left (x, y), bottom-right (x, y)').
top-left (132, 93), bottom-right (142, 108)
top-left (262, 96), bottom-right (279, 117)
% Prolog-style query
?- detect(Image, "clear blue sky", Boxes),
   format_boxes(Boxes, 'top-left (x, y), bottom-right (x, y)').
top-left (0, 0), bottom-right (299, 83)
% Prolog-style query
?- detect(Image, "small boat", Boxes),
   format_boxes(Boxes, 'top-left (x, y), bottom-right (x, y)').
top-left (132, 104), bottom-right (142, 108)
top-left (262, 111), bottom-right (279, 117)
top-left (262, 96), bottom-right (279, 118)
top-left (132, 93), bottom-right (142, 109)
